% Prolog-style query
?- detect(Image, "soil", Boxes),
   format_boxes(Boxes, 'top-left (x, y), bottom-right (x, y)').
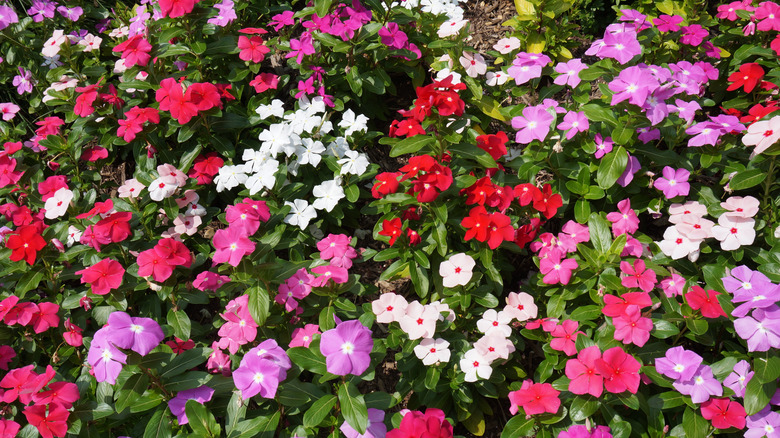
top-left (463, 0), bottom-right (517, 53)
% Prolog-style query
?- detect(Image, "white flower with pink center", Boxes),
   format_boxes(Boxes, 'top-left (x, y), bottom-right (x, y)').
top-left (439, 253), bottom-right (475, 288)
top-left (414, 338), bottom-right (451, 365)
top-left (371, 293), bottom-right (408, 324)
top-left (476, 309), bottom-right (512, 337)
top-left (459, 349), bottom-right (492, 382)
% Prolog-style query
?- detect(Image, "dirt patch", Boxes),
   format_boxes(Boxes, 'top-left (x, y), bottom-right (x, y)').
top-left (463, 0), bottom-right (516, 53)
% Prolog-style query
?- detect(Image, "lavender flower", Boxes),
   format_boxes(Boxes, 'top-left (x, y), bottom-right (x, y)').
top-left (12, 68), bottom-right (34, 95)
top-left (734, 307), bottom-right (780, 352)
top-left (168, 386), bottom-right (215, 424)
top-left (208, 0), bottom-right (236, 27)
top-left (673, 364), bottom-right (722, 403)
top-left (320, 319), bottom-right (374, 376)
top-left (0, 5), bottom-right (19, 30)
top-left (655, 346), bottom-right (703, 381)
top-left (104, 311), bottom-right (164, 356)
top-left (27, 0), bottom-right (56, 22)
top-left (723, 360), bottom-right (753, 398)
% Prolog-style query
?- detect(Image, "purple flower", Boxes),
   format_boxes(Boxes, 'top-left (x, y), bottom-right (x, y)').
top-left (129, 5), bottom-right (150, 36)
top-left (673, 99), bottom-right (701, 125)
top-left (653, 166), bottom-right (690, 199)
top-left (87, 328), bottom-right (127, 384)
top-left (620, 9), bottom-right (651, 31)
top-left (728, 267), bottom-right (780, 318)
top-left (723, 360), bottom-right (753, 398)
top-left (553, 58), bottom-right (588, 88)
top-left (512, 105), bottom-right (554, 144)
top-left (57, 5), bottom-right (82, 21)
top-left (655, 346), bottom-right (703, 381)
top-left (168, 386), bottom-right (215, 424)
top-left (557, 111), bottom-right (589, 139)
top-left (207, 0), bottom-right (236, 27)
top-left (599, 30), bottom-right (642, 64)
top-left (320, 319), bottom-right (374, 376)
top-left (637, 127), bottom-right (660, 143)
top-left (686, 120), bottom-right (728, 147)
top-left (734, 307), bottom-right (780, 352)
top-left (340, 408), bottom-right (387, 438)
top-left (609, 66), bottom-right (659, 107)
top-left (269, 11), bottom-right (295, 31)
top-left (245, 339), bottom-right (292, 378)
top-left (617, 153), bottom-right (641, 187)
top-left (27, 0), bottom-right (56, 22)
top-left (105, 311), bottom-right (164, 356)
top-left (594, 134), bottom-right (613, 159)
top-left (673, 364), bottom-right (722, 403)
top-left (746, 406), bottom-right (780, 438)
top-left (286, 31), bottom-right (316, 64)
top-left (12, 68), bottom-right (34, 95)
top-left (507, 52), bottom-right (550, 85)
top-left (233, 354), bottom-right (283, 400)
top-left (378, 22), bottom-right (407, 49)
top-left (0, 5), bottom-right (19, 30)
top-left (711, 114), bottom-right (746, 134)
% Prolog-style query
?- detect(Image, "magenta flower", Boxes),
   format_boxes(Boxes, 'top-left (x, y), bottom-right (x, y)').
top-left (233, 354), bottom-right (283, 400)
top-left (734, 309), bottom-right (780, 352)
top-left (557, 111), bottom-right (589, 139)
top-left (378, 22), bottom-right (407, 49)
top-left (320, 319), bottom-right (374, 376)
top-left (512, 105), bottom-right (554, 144)
top-left (269, 10), bottom-right (294, 31)
top-left (286, 31), bottom-right (316, 64)
top-left (168, 386), bottom-right (214, 424)
top-left (655, 346), bottom-right (703, 381)
top-left (192, 271), bottom-right (231, 292)
top-left (660, 274), bottom-right (686, 298)
top-left (289, 324), bottom-right (320, 348)
top-left (212, 226), bottom-right (256, 267)
top-left (310, 264), bottom-right (349, 287)
top-left (217, 295), bottom-right (258, 354)
top-left (612, 305), bottom-right (652, 347)
top-left (539, 254), bottom-right (578, 285)
top-left (317, 234), bottom-right (357, 268)
top-left (594, 133), bottom-right (614, 159)
top-left (553, 58), bottom-right (588, 88)
top-left (550, 320), bottom-right (581, 355)
top-left (565, 345), bottom-right (603, 397)
top-left (654, 166), bottom-right (690, 199)
top-left (0, 5), bottom-right (19, 31)
top-left (654, 14), bottom-right (683, 32)
top-left (606, 199), bottom-right (640, 236)
top-left (618, 154), bottom-right (640, 188)
top-left (637, 127), bottom-right (661, 144)
top-left (12, 68), bottom-right (34, 95)
top-left (609, 66), bottom-right (659, 107)
top-left (620, 259), bottom-right (657, 292)
top-left (105, 311), bottom-right (164, 356)
top-left (599, 30), bottom-right (641, 64)
top-left (680, 24), bottom-right (709, 46)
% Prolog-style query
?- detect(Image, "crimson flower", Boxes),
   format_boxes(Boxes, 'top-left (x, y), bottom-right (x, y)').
top-left (112, 35), bottom-right (152, 68)
top-left (486, 212), bottom-right (514, 249)
top-left (727, 63), bottom-right (765, 93)
top-left (379, 218), bottom-right (403, 246)
top-left (685, 286), bottom-right (727, 318)
top-left (137, 248), bottom-right (173, 282)
top-left (75, 258), bottom-right (125, 295)
top-left (188, 153), bottom-right (224, 185)
top-left (6, 224), bottom-right (46, 265)
top-left (238, 35), bottom-right (270, 63)
top-left (476, 132), bottom-right (509, 161)
top-left (532, 184), bottom-right (563, 219)
top-left (461, 206), bottom-right (490, 243)
top-left (23, 403), bottom-right (69, 438)
top-left (185, 82), bottom-right (221, 111)
top-left (30, 302), bottom-right (60, 334)
top-left (372, 172), bottom-right (401, 199)
top-left (700, 398), bottom-right (746, 429)
top-left (158, 0), bottom-right (199, 18)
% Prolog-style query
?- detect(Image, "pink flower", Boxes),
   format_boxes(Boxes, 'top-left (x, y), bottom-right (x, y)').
top-left (557, 111), bottom-right (589, 139)
top-left (721, 195), bottom-right (760, 219)
top-left (595, 346), bottom-right (641, 394)
top-left (553, 58), bottom-right (588, 88)
top-left (75, 258), bottom-right (125, 295)
top-left (399, 301), bottom-right (438, 340)
top-left (512, 105), bottom-right (554, 144)
top-left (0, 103), bottom-right (19, 121)
top-left (137, 248), bottom-right (173, 282)
top-left (566, 345), bottom-right (603, 397)
top-left (539, 254), bottom-right (578, 285)
top-left (503, 292), bottom-right (538, 321)
top-left (606, 199), bottom-right (640, 236)
top-left (207, 342), bottom-right (231, 376)
top-left (660, 274), bottom-right (685, 297)
top-left (459, 52), bottom-right (487, 77)
top-left (550, 320), bottom-right (581, 356)
top-left (620, 259), bottom-right (657, 292)
top-left (192, 271), bottom-right (231, 292)
top-left (612, 305), bottom-right (653, 347)
top-left (508, 380), bottom-right (561, 416)
top-left (594, 133), bottom-right (614, 159)
top-left (756, 1), bottom-right (780, 31)
top-left (289, 324), bottom-right (320, 348)
top-left (372, 292), bottom-right (408, 323)
top-left (711, 215), bottom-right (755, 250)
top-left (680, 24), bottom-right (709, 46)
top-left (310, 264), bottom-right (349, 287)
top-left (217, 295), bottom-right (258, 354)
top-left (653, 166), bottom-right (690, 199)
top-left (654, 14), bottom-right (683, 32)
top-left (742, 115), bottom-right (780, 158)
top-left (212, 226), bottom-right (256, 267)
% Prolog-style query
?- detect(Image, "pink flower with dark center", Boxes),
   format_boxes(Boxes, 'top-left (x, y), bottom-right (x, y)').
top-left (508, 380), bottom-right (561, 415)
top-left (620, 259), bottom-right (657, 292)
top-left (550, 320), bottom-right (581, 355)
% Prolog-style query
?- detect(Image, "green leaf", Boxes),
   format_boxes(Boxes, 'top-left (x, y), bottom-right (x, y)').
top-left (745, 377), bottom-right (777, 415)
top-left (314, 0), bottom-right (333, 17)
top-left (588, 213), bottom-right (612, 255)
top-left (179, 143), bottom-right (203, 173)
top-left (229, 412), bottom-right (280, 438)
top-left (582, 103), bottom-right (617, 126)
top-left (143, 407), bottom-right (172, 438)
top-left (160, 348), bottom-right (211, 379)
top-left (288, 345), bottom-right (328, 375)
top-left (346, 184), bottom-right (360, 203)
top-left (15, 269), bottom-right (45, 297)
top-left (115, 374), bottom-right (149, 414)
top-left (500, 415), bottom-right (536, 438)
top-left (167, 309), bottom-right (191, 340)
top-left (389, 135), bottom-right (435, 157)
top-left (303, 394), bottom-right (338, 428)
top-left (682, 407), bottom-right (710, 438)
top-left (596, 146), bottom-right (628, 189)
top-left (278, 380), bottom-right (325, 407)
top-left (754, 353), bottom-right (780, 383)
top-left (339, 382), bottom-right (368, 434)
top-left (424, 367), bottom-right (440, 390)
top-left (569, 396), bottom-right (599, 421)
top-left (652, 319), bottom-right (680, 339)
top-left (247, 285), bottom-right (269, 326)
top-left (186, 399), bottom-right (220, 437)
top-left (570, 305), bottom-right (602, 322)
top-left (730, 168), bottom-right (765, 191)
top-left (448, 142), bottom-right (498, 169)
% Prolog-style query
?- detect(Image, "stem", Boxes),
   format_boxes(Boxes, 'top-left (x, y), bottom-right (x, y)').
top-left (762, 156), bottom-right (777, 224)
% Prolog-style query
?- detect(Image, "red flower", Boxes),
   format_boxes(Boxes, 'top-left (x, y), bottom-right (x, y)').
top-left (390, 118), bottom-right (425, 138)
top-left (514, 183), bottom-right (542, 206)
top-left (6, 224), bottom-right (46, 265)
top-left (532, 184), bottom-right (563, 219)
top-left (112, 35), bottom-right (152, 68)
top-left (81, 146), bottom-right (109, 162)
top-left (508, 380), bottom-right (561, 415)
top-left (166, 337), bottom-right (196, 353)
top-left (23, 403), bottom-right (69, 438)
top-left (137, 248), bottom-right (174, 282)
top-left (400, 155), bottom-right (435, 181)
top-left (93, 211), bottom-right (133, 243)
top-left (486, 212), bottom-right (514, 249)
top-left (238, 35), bottom-right (270, 63)
top-left (685, 286), bottom-right (727, 318)
top-left (727, 63), bottom-right (765, 93)
top-left (379, 218), bottom-right (403, 246)
top-left (594, 346), bottom-right (641, 394)
top-left (155, 238), bottom-right (193, 268)
top-left (75, 259), bottom-right (125, 295)
top-left (185, 82), bottom-right (221, 111)
top-left (73, 83), bottom-right (100, 117)
top-left (387, 408), bottom-right (453, 438)
top-left (75, 199), bottom-right (113, 219)
top-left (486, 185), bottom-right (514, 211)
top-left (602, 292), bottom-right (652, 317)
top-left (476, 132), bottom-right (509, 161)
top-left (249, 73), bottom-right (279, 93)
top-left (739, 102), bottom-right (779, 125)
top-left (406, 228), bottom-right (421, 246)
top-left (461, 206), bottom-right (491, 243)
top-left (515, 217), bottom-right (542, 248)
top-left (462, 176), bottom-right (496, 206)
top-left (372, 172), bottom-right (401, 199)
top-left (33, 380), bottom-right (80, 409)
top-left (158, 0), bottom-right (200, 18)
top-left (188, 153), bottom-right (224, 185)
top-left (700, 398), bottom-right (746, 429)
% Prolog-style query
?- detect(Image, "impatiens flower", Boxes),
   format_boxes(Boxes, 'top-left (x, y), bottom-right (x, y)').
top-left (341, 408), bottom-right (387, 438)
top-left (75, 259), bottom-right (125, 295)
top-left (674, 364), bottom-right (723, 403)
top-left (723, 360), bottom-right (753, 398)
top-left (105, 311), bottom-right (164, 356)
top-left (168, 386), bottom-right (214, 425)
top-left (711, 215), bottom-right (756, 250)
top-left (414, 338), bottom-right (451, 365)
top-left (320, 319), bottom-right (374, 376)
top-left (508, 380), bottom-right (561, 416)
top-left (439, 253), bottom-right (475, 288)
top-left (653, 166), bottom-right (690, 199)
top-left (595, 346), bottom-right (641, 394)
top-left (566, 346), bottom-right (604, 397)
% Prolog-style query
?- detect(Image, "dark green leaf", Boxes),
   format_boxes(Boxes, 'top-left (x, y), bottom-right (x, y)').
top-left (588, 213), bottom-right (612, 255)
top-left (389, 135), bottom-right (435, 157)
top-left (754, 353), bottom-right (780, 383)
top-left (160, 348), bottom-right (210, 379)
top-left (143, 408), bottom-right (172, 438)
top-left (185, 399), bottom-right (220, 437)
top-left (247, 285), bottom-right (269, 326)
top-left (339, 382), bottom-right (368, 434)
top-left (682, 407), bottom-right (710, 437)
top-left (745, 377), bottom-right (777, 415)
top-left (303, 394), bottom-right (338, 428)
top-left (167, 309), bottom-right (191, 340)
top-left (596, 146), bottom-right (628, 189)
top-left (500, 415), bottom-right (536, 438)
top-left (730, 168), bottom-right (765, 191)
top-left (569, 396), bottom-right (599, 421)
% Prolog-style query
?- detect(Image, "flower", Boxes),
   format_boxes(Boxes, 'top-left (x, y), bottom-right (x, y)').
top-left (75, 259), bottom-right (125, 295)
top-left (105, 311), bottom-right (164, 356)
top-left (158, 0), bottom-right (199, 18)
top-left (727, 63), bottom-right (765, 93)
top-left (320, 320), bottom-right (374, 376)
top-left (439, 253), bottom-right (475, 288)
top-left (372, 293), bottom-right (408, 323)
top-left (742, 115), bottom-right (780, 157)
top-left (508, 380), bottom-right (561, 415)
top-left (168, 386), bottom-right (214, 425)
top-left (673, 364), bottom-right (723, 403)
top-left (341, 408), bottom-right (387, 438)
top-left (566, 346), bottom-right (604, 397)
top-left (512, 105), bottom-right (554, 144)
top-left (701, 399), bottom-right (747, 430)
top-left (620, 259), bottom-right (657, 292)
top-left (387, 408), bottom-right (453, 438)
top-left (23, 403), bottom-right (68, 438)
top-left (289, 324), bottom-right (320, 348)
top-left (378, 217), bottom-right (403, 246)
top-left (550, 320), bottom-right (581, 355)
top-left (595, 347), bottom-right (640, 394)
top-left (653, 166), bottom-right (690, 199)
top-left (746, 407), bottom-right (780, 438)
top-left (554, 58), bottom-right (588, 88)
top-left (655, 346), bottom-right (703, 381)
top-left (459, 52), bottom-right (487, 77)
top-left (87, 329), bottom-right (127, 384)
top-left (734, 309), bottom-right (780, 351)
top-left (459, 349), bottom-right (492, 382)
top-left (284, 199), bottom-right (317, 230)
top-left (414, 338), bottom-right (451, 365)
top-left (685, 286), bottom-right (727, 318)
top-left (12, 68), bottom-right (34, 95)
top-left (398, 301), bottom-right (439, 340)
top-left (539, 254), bottom-right (578, 285)
top-left (607, 199), bottom-right (640, 236)
top-left (494, 37), bottom-right (520, 54)
top-left (6, 225), bottom-right (46, 265)
top-left (723, 360), bottom-right (753, 398)
top-left (711, 215), bottom-right (755, 251)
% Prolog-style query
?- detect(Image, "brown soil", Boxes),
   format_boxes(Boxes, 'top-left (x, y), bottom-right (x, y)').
top-left (463, 0), bottom-right (516, 53)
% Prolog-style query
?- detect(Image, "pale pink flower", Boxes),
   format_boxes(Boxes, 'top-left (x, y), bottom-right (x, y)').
top-left (721, 196), bottom-right (759, 219)
top-left (371, 292), bottom-right (408, 323)
top-left (428, 300), bottom-right (456, 322)
top-left (485, 71), bottom-right (509, 86)
top-left (0, 103), bottom-right (20, 121)
top-left (80, 34), bottom-right (102, 51)
top-left (459, 52), bottom-right (487, 77)
top-left (173, 214), bottom-right (202, 236)
top-left (668, 201), bottom-right (707, 224)
top-left (711, 215), bottom-right (755, 250)
top-left (476, 309), bottom-right (512, 337)
top-left (658, 226), bottom-right (700, 259)
top-left (460, 349), bottom-right (492, 382)
top-left (158, 163), bottom-right (188, 187)
top-left (474, 333), bottom-right (515, 362)
top-left (742, 115), bottom-right (780, 158)
top-left (503, 292), bottom-right (538, 321)
top-left (399, 301), bottom-right (438, 340)
top-left (414, 338), bottom-right (450, 365)
top-left (439, 253), bottom-right (475, 288)
top-left (118, 178), bottom-right (144, 198)
top-left (148, 178), bottom-right (177, 201)
top-left (42, 30), bottom-right (66, 57)
top-left (493, 37), bottom-right (521, 54)
top-left (676, 215), bottom-right (714, 241)
top-left (437, 19), bottom-right (467, 38)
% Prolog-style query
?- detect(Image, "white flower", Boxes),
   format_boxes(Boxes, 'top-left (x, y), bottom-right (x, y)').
top-left (298, 95), bottom-right (326, 114)
top-left (711, 215), bottom-right (756, 251)
top-left (474, 333), bottom-right (515, 362)
top-left (414, 338), bottom-right (451, 365)
top-left (460, 349), bottom-right (492, 382)
top-left (476, 309), bottom-right (512, 337)
top-left (80, 34), bottom-right (103, 52)
top-left (109, 26), bottom-right (130, 38)
top-left (296, 138), bottom-right (325, 167)
top-left (494, 37), bottom-right (521, 54)
top-left (44, 188), bottom-right (73, 219)
top-left (245, 160), bottom-right (279, 195)
top-left (326, 137), bottom-right (350, 158)
top-left (459, 52), bottom-right (487, 78)
top-left (258, 123), bottom-right (295, 157)
top-left (439, 253), bottom-right (475, 288)
top-left (41, 55), bottom-right (63, 69)
top-left (435, 68), bottom-right (462, 84)
top-left (148, 177), bottom-right (178, 201)
top-left (66, 225), bottom-right (82, 247)
top-left (657, 226), bottom-right (700, 260)
top-left (42, 30), bottom-right (67, 58)
top-left (186, 203), bottom-right (207, 217)
top-left (339, 109), bottom-right (369, 137)
top-left (284, 199), bottom-right (317, 230)
top-left (214, 165), bottom-right (248, 192)
top-left (255, 99), bottom-right (286, 119)
top-left (437, 19), bottom-right (467, 38)
top-left (113, 58), bottom-right (128, 74)
top-left (774, 225), bottom-right (780, 239)
top-left (312, 179), bottom-right (345, 212)
top-left (337, 150), bottom-right (369, 176)
top-left (398, 301), bottom-right (439, 340)
top-left (486, 71), bottom-right (509, 86)
top-left (242, 149), bottom-right (274, 173)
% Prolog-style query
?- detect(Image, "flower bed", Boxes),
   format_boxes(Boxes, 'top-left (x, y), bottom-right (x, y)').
top-left (0, 0), bottom-right (779, 437)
